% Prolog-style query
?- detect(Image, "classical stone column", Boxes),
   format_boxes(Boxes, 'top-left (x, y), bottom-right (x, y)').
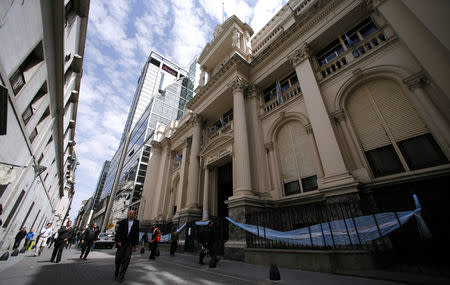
top-left (228, 76), bottom-right (254, 197)
top-left (289, 44), bottom-right (354, 187)
top-left (185, 115), bottom-right (202, 209)
top-left (202, 166), bottom-right (210, 220)
top-left (369, 0), bottom-right (450, 99)
top-left (265, 142), bottom-right (280, 195)
top-left (139, 141), bottom-right (163, 220)
top-left (175, 139), bottom-right (189, 215)
top-left (403, 73), bottom-right (450, 156)
top-left (152, 140), bottom-right (171, 219)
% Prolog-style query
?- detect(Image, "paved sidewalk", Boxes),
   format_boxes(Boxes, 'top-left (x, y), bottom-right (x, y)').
top-left (0, 246), bottom-right (402, 285)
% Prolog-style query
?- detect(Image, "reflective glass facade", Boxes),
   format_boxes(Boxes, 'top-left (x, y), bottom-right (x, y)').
top-left (93, 160), bottom-right (110, 210)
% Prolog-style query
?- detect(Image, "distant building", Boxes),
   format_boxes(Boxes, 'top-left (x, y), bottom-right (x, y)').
top-left (99, 51), bottom-right (197, 230)
top-left (0, 1), bottom-right (89, 249)
top-left (138, 0), bottom-right (450, 270)
top-left (92, 160), bottom-right (110, 211)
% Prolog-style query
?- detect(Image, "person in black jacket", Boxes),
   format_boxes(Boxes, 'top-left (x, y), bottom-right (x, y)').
top-left (114, 210), bottom-right (139, 283)
top-left (13, 227), bottom-right (27, 250)
top-left (50, 220), bottom-right (74, 263)
top-left (148, 225), bottom-right (160, 260)
top-left (199, 221), bottom-right (220, 266)
top-left (80, 223), bottom-right (100, 260)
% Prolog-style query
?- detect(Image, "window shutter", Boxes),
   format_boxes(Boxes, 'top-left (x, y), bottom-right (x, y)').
top-left (367, 80), bottom-right (428, 142)
top-left (277, 124), bottom-right (297, 182)
top-left (347, 85), bottom-right (390, 151)
top-left (291, 122), bottom-right (316, 178)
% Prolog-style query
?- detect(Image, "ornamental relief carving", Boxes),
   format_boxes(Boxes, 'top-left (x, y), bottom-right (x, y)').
top-left (288, 43), bottom-right (311, 66)
top-left (228, 76), bottom-right (248, 92)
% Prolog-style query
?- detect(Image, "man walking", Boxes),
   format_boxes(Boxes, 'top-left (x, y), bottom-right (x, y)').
top-left (13, 227), bottom-right (27, 250)
top-left (50, 220), bottom-right (74, 263)
top-left (114, 210), bottom-right (139, 283)
top-left (80, 223), bottom-right (100, 260)
top-left (199, 221), bottom-right (220, 266)
top-left (170, 228), bottom-right (178, 256)
top-left (148, 225), bottom-right (160, 260)
top-left (34, 223), bottom-right (53, 256)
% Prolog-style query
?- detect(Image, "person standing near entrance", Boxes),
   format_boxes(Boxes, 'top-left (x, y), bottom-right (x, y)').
top-left (199, 221), bottom-right (220, 266)
top-left (114, 210), bottom-right (140, 283)
top-left (13, 227), bottom-right (27, 250)
top-left (170, 228), bottom-right (178, 256)
top-left (80, 223), bottom-right (100, 260)
top-left (50, 220), bottom-right (74, 263)
top-left (34, 223), bottom-right (53, 256)
top-left (149, 225), bottom-right (160, 260)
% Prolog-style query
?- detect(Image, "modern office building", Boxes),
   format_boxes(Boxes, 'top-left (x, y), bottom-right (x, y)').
top-left (99, 51), bottom-right (197, 230)
top-left (0, 0), bottom-right (89, 250)
top-left (138, 0), bottom-right (449, 271)
top-left (92, 160), bottom-right (110, 211)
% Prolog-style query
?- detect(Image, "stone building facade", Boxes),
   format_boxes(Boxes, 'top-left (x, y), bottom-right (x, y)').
top-left (138, 0), bottom-right (450, 262)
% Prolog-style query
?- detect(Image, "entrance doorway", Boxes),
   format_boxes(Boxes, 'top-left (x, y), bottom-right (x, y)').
top-left (215, 162), bottom-right (232, 254)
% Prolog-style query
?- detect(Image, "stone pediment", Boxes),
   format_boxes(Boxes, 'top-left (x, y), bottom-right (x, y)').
top-left (200, 133), bottom-right (233, 158)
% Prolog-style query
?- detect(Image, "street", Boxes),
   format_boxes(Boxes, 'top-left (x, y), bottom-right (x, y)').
top-left (0, 247), bottom-right (400, 285)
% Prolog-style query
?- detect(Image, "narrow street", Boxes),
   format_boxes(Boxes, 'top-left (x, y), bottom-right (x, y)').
top-left (0, 247), bottom-right (399, 285)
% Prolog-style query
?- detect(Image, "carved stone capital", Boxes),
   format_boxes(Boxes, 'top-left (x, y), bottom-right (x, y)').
top-left (151, 141), bottom-right (163, 154)
top-left (184, 137), bottom-right (192, 146)
top-left (305, 123), bottom-right (313, 135)
top-left (228, 76), bottom-right (248, 93)
top-left (331, 109), bottom-right (346, 122)
top-left (191, 114), bottom-right (202, 127)
top-left (403, 72), bottom-right (429, 91)
top-left (288, 43), bottom-right (311, 66)
top-left (247, 84), bottom-right (258, 98)
top-left (264, 142), bottom-right (274, 152)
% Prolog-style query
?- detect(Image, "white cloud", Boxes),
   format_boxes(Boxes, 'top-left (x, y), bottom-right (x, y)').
top-left (251, 0), bottom-right (286, 34)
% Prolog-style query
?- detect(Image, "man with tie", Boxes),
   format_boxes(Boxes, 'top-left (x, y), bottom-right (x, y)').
top-left (114, 210), bottom-right (140, 283)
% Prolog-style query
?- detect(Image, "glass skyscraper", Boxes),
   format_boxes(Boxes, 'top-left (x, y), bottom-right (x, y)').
top-left (100, 51), bottom-right (198, 221)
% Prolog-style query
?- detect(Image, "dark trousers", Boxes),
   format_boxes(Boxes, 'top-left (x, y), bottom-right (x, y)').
top-left (149, 242), bottom-right (158, 259)
top-left (170, 242), bottom-right (177, 256)
top-left (13, 238), bottom-right (23, 250)
top-left (51, 239), bottom-right (65, 262)
top-left (199, 243), bottom-right (217, 263)
top-left (80, 240), bottom-right (94, 258)
top-left (115, 244), bottom-right (133, 280)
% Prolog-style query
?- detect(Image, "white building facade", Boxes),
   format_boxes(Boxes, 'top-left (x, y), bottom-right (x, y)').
top-left (0, 0), bottom-right (89, 250)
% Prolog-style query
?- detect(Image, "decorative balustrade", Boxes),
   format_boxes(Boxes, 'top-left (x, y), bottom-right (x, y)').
top-left (318, 30), bottom-right (388, 80)
top-left (263, 84), bottom-right (302, 115)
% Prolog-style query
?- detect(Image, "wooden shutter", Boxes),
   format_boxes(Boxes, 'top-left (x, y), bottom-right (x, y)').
top-left (291, 122), bottom-right (316, 178)
top-left (347, 84), bottom-right (390, 151)
top-left (367, 80), bottom-right (428, 142)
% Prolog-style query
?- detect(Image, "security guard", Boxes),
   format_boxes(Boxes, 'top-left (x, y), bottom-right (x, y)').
top-left (149, 225), bottom-right (161, 259)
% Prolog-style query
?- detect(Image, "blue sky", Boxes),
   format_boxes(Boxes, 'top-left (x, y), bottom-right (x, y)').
top-left (70, 0), bottom-right (287, 219)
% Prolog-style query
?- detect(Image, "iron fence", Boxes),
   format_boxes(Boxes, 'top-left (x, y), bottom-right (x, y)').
top-left (245, 202), bottom-right (390, 251)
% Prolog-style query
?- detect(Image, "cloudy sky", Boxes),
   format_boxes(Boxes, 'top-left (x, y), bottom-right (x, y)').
top-left (70, 0), bottom-right (287, 219)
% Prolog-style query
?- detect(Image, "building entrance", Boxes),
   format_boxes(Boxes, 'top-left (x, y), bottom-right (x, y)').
top-left (215, 162), bottom-right (232, 254)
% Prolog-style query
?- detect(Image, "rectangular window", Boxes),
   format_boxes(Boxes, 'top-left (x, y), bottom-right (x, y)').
top-left (22, 106), bottom-right (33, 125)
top-left (30, 209), bottom-right (41, 230)
top-left (398, 133), bottom-right (448, 170)
top-left (37, 153), bottom-right (44, 164)
top-left (316, 39), bottom-right (344, 66)
top-left (365, 145), bottom-right (404, 177)
top-left (284, 180), bottom-right (301, 196)
top-left (301, 175), bottom-right (318, 192)
top-left (29, 128), bottom-right (38, 143)
top-left (0, 85), bottom-right (7, 135)
top-left (0, 184), bottom-right (7, 199)
top-left (263, 83), bottom-right (276, 103)
top-left (150, 58), bottom-right (161, 67)
top-left (3, 190), bottom-right (25, 228)
top-left (9, 41), bottom-right (44, 95)
top-left (20, 202), bottom-right (35, 230)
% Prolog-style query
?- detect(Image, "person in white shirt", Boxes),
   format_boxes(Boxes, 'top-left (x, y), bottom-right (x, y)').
top-left (34, 223), bottom-right (53, 256)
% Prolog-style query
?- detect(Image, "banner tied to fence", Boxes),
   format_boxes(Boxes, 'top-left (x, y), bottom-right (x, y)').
top-left (226, 194), bottom-right (431, 246)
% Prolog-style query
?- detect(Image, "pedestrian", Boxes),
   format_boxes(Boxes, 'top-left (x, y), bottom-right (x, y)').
top-left (114, 210), bottom-right (139, 283)
top-left (13, 227), bottom-right (27, 250)
top-left (50, 220), bottom-right (74, 263)
top-left (80, 223), bottom-right (100, 260)
top-left (34, 223), bottom-right (53, 256)
top-left (199, 221), bottom-right (220, 266)
top-left (148, 225), bottom-right (160, 260)
top-left (47, 232), bottom-right (57, 248)
top-left (24, 229), bottom-right (35, 250)
top-left (170, 228), bottom-right (178, 256)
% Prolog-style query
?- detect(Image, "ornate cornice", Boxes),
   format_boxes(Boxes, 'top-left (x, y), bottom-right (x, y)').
top-left (403, 72), bottom-right (429, 91)
top-left (228, 76), bottom-right (248, 93)
top-left (288, 43), bottom-right (311, 66)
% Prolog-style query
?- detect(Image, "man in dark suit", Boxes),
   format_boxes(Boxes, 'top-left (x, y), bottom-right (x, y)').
top-left (50, 220), bottom-right (74, 263)
top-left (114, 210), bottom-right (139, 283)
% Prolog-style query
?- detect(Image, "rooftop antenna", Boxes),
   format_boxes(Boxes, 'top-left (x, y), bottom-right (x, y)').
top-left (221, 2), bottom-right (224, 24)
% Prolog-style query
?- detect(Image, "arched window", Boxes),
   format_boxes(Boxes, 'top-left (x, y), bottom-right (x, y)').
top-left (276, 121), bottom-right (317, 195)
top-left (346, 79), bottom-right (447, 177)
